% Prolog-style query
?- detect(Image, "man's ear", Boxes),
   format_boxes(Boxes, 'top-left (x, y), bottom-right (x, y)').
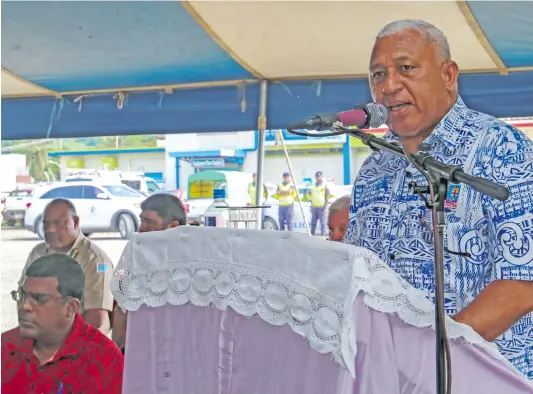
top-left (166, 221), bottom-right (180, 229)
top-left (66, 298), bottom-right (81, 318)
top-left (442, 61), bottom-right (459, 92)
top-left (73, 215), bottom-right (80, 229)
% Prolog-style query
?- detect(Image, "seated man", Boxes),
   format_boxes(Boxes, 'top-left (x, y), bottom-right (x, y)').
top-left (20, 198), bottom-right (114, 334)
top-left (328, 195), bottom-right (351, 242)
top-left (112, 193), bottom-right (187, 351)
top-left (2, 254), bottom-right (123, 393)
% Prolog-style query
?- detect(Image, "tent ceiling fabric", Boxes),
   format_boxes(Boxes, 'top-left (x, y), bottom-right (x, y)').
top-left (189, 1), bottom-right (499, 78)
top-left (1, 1), bottom-right (254, 94)
top-left (1, 1), bottom-right (533, 140)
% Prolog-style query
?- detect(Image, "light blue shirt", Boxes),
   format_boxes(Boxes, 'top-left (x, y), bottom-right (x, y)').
top-left (345, 97), bottom-right (533, 379)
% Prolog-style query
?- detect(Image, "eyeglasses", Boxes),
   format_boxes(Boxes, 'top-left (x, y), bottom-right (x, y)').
top-left (11, 289), bottom-right (66, 307)
top-left (418, 214), bottom-right (471, 258)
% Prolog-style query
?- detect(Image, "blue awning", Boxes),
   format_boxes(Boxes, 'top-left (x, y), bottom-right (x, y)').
top-left (2, 1), bottom-right (532, 140)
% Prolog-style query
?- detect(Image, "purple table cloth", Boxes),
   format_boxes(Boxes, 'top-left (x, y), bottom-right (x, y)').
top-left (112, 226), bottom-right (533, 393)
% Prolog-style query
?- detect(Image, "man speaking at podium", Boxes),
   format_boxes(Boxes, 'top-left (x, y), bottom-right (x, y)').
top-left (345, 20), bottom-right (533, 379)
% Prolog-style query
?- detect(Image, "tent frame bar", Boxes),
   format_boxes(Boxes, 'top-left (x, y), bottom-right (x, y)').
top-left (255, 80), bottom-right (268, 229)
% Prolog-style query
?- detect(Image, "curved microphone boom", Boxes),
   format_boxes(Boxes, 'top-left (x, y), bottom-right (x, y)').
top-left (287, 103), bottom-right (388, 133)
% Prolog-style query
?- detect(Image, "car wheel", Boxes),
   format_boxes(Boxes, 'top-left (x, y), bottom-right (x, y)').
top-left (7, 219), bottom-right (16, 227)
top-left (262, 217), bottom-right (278, 231)
top-left (118, 214), bottom-right (135, 239)
top-left (35, 217), bottom-right (45, 240)
top-left (83, 232), bottom-right (92, 238)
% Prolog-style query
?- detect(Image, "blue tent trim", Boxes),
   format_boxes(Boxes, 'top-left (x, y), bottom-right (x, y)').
top-left (3, 72), bottom-right (532, 140)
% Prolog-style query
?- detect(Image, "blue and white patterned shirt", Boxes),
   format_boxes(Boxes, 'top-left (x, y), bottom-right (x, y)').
top-left (345, 97), bottom-right (533, 379)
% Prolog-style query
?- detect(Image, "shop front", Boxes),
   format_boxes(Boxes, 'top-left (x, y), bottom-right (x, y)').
top-left (263, 129), bottom-right (349, 185)
top-left (168, 150), bottom-right (249, 190)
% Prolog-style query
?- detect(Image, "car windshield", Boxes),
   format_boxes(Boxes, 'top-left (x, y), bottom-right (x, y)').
top-left (146, 180), bottom-right (160, 193)
top-left (103, 185), bottom-right (143, 198)
top-left (121, 179), bottom-right (141, 191)
top-left (9, 190), bottom-right (32, 197)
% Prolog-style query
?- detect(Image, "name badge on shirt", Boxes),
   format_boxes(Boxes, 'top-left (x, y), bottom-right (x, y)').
top-left (97, 263), bottom-right (108, 273)
top-left (444, 183), bottom-right (461, 211)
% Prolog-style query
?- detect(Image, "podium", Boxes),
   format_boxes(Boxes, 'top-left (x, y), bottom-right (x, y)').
top-left (111, 227), bottom-right (532, 394)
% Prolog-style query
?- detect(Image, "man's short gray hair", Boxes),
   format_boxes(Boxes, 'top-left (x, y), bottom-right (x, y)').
top-left (25, 254), bottom-right (85, 303)
top-left (328, 195), bottom-right (351, 220)
top-left (45, 198), bottom-right (77, 217)
top-left (376, 20), bottom-right (451, 62)
top-left (141, 193), bottom-right (187, 225)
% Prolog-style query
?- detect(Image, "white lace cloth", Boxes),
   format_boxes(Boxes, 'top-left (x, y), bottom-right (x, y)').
top-left (111, 226), bottom-right (516, 378)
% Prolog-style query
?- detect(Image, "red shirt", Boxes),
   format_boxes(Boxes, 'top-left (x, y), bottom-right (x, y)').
top-left (1, 314), bottom-right (124, 394)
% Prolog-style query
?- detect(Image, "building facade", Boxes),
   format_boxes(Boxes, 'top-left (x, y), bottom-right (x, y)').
top-left (49, 148), bottom-right (166, 183)
top-left (47, 121), bottom-right (533, 191)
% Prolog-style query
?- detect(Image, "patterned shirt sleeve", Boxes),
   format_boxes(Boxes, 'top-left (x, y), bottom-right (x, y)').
top-left (471, 124), bottom-right (533, 282)
top-left (101, 347), bottom-right (125, 393)
top-left (1, 329), bottom-right (22, 389)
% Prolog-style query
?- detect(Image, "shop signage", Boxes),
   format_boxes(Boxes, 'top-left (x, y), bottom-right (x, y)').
top-left (191, 158), bottom-right (225, 168)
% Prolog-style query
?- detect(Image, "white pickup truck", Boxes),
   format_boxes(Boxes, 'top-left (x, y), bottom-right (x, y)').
top-left (1, 188), bottom-right (34, 227)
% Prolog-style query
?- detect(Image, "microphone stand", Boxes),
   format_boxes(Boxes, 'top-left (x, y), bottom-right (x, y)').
top-left (333, 125), bottom-right (510, 394)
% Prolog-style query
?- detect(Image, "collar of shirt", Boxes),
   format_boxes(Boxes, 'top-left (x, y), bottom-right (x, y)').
top-left (383, 96), bottom-right (468, 151)
top-left (44, 231), bottom-right (85, 257)
top-left (10, 313), bottom-right (85, 362)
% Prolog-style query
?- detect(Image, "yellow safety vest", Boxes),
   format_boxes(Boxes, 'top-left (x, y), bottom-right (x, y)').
top-left (277, 183), bottom-right (294, 206)
top-left (248, 183), bottom-right (257, 205)
top-left (248, 183), bottom-right (267, 205)
top-left (311, 183), bottom-right (327, 207)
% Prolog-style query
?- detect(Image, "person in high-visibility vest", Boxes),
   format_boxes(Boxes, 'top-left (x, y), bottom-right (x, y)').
top-left (276, 172), bottom-right (296, 231)
top-left (247, 173), bottom-right (267, 206)
top-left (310, 171), bottom-right (330, 236)
top-left (248, 174), bottom-right (258, 205)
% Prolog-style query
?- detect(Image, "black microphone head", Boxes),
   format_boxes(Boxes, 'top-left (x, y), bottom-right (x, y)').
top-left (365, 103), bottom-right (388, 128)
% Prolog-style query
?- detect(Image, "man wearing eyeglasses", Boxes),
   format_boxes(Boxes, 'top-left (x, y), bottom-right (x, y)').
top-left (19, 198), bottom-right (114, 335)
top-left (345, 20), bottom-right (533, 379)
top-left (2, 254), bottom-right (123, 393)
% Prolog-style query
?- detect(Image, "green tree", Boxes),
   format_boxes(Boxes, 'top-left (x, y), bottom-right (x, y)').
top-left (27, 147), bottom-right (58, 182)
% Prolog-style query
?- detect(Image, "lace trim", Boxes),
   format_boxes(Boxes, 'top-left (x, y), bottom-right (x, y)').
top-left (112, 256), bottom-right (348, 368)
top-left (111, 234), bottom-right (518, 379)
top-left (341, 250), bottom-right (513, 376)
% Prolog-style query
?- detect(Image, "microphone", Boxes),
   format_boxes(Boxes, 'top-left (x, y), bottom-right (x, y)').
top-left (287, 103), bottom-right (388, 131)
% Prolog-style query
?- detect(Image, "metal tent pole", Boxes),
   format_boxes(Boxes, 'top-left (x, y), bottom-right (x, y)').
top-left (277, 130), bottom-right (311, 235)
top-left (255, 80), bottom-right (268, 229)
